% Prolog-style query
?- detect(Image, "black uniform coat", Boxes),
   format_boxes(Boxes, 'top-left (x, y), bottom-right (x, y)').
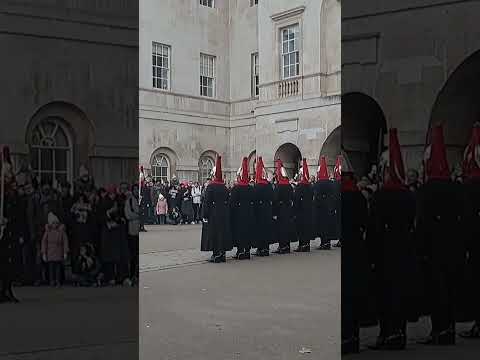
top-left (293, 183), bottom-right (313, 244)
top-left (253, 183), bottom-right (274, 249)
top-left (416, 179), bottom-right (466, 322)
top-left (368, 188), bottom-right (421, 323)
top-left (200, 183), bottom-right (233, 253)
top-left (273, 184), bottom-right (294, 246)
top-left (313, 180), bottom-right (338, 241)
top-left (230, 185), bottom-right (255, 250)
top-left (1, 191), bottom-right (24, 280)
top-left (341, 190), bottom-right (372, 330)
top-left (457, 179), bottom-right (480, 322)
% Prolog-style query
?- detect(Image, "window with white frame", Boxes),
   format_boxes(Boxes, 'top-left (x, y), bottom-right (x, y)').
top-left (251, 52), bottom-right (259, 97)
top-left (152, 42), bottom-right (170, 90)
top-left (200, 53), bottom-right (215, 98)
top-left (199, 156), bottom-right (215, 184)
top-left (151, 154), bottom-right (170, 183)
top-left (250, 0), bottom-right (258, 6)
top-left (200, 0), bottom-right (214, 8)
top-left (281, 24), bottom-right (300, 79)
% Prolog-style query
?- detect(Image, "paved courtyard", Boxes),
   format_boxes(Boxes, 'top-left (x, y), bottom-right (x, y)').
top-left (140, 224), bottom-right (341, 360)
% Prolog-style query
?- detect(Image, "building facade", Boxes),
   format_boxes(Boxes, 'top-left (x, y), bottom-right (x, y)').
top-left (1, 0), bottom-right (138, 187)
top-left (139, 0), bottom-right (341, 184)
top-left (342, 0), bottom-right (480, 176)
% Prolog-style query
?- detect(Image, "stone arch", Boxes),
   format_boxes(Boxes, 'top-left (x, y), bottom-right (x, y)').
top-left (320, 0), bottom-right (341, 91)
top-left (342, 92), bottom-right (387, 177)
top-left (429, 49), bottom-right (480, 171)
top-left (198, 150), bottom-right (218, 184)
top-left (149, 146), bottom-right (178, 182)
top-left (320, 125), bottom-right (340, 172)
top-left (274, 143), bottom-right (302, 178)
top-left (25, 101), bottom-right (94, 184)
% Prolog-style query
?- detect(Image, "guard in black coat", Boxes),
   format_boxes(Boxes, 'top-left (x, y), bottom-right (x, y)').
top-left (368, 129), bottom-right (418, 350)
top-left (459, 123), bottom-right (480, 339)
top-left (341, 164), bottom-right (370, 355)
top-left (252, 156), bottom-right (273, 257)
top-left (417, 125), bottom-right (466, 345)
top-left (200, 156), bottom-right (233, 263)
top-left (294, 158), bottom-right (313, 252)
top-left (313, 156), bottom-right (337, 250)
top-left (272, 159), bottom-right (294, 254)
top-left (230, 157), bottom-right (255, 260)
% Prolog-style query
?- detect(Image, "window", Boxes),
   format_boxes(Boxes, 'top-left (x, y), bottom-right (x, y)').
top-left (250, 0), bottom-right (258, 6)
top-left (30, 118), bottom-right (72, 187)
top-left (151, 154), bottom-right (170, 183)
top-left (281, 24), bottom-right (300, 79)
top-left (200, 0), bottom-right (214, 8)
top-left (152, 42), bottom-right (170, 90)
top-left (251, 52), bottom-right (259, 97)
top-left (199, 157), bottom-right (215, 184)
top-left (200, 54), bottom-right (215, 98)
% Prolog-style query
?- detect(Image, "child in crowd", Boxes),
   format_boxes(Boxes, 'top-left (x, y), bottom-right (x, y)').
top-left (72, 243), bottom-right (100, 287)
top-left (156, 193), bottom-right (168, 225)
top-left (41, 212), bottom-right (69, 287)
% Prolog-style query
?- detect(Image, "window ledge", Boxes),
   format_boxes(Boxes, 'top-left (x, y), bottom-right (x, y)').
top-left (271, 6), bottom-right (305, 22)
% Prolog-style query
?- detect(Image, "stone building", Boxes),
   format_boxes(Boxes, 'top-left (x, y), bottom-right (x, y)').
top-left (1, 0), bottom-right (138, 187)
top-left (342, 0), bottom-right (480, 176)
top-left (139, 0), bottom-right (341, 184)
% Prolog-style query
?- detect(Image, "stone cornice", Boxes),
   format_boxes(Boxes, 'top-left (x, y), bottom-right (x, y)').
top-left (270, 6), bottom-right (305, 22)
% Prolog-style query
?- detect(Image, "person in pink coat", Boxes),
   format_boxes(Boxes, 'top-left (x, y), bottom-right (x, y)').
top-left (156, 193), bottom-right (168, 225)
top-left (41, 212), bottom-right (69, 287)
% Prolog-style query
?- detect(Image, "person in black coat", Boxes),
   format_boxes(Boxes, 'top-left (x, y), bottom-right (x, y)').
top-left (200, 156), bottom-right (233, 263)
top-left (459, 123), bottom-right (480, 339)
top-left (230, 157), bottom-right (255, 260)
top-left (293, 158), bottom-right (313, 252)
top-left (367, 129), bottom-right (418, 350)
top-left (252, 156), bottom-right (274, 257)
top-left (272, 159), bottom-right (294, 254)
top-left (341, 163), bottom-right (370, 355)
top-left (417, 125), bottom-right (466, 345)
top-left (313, 156), bottom-right (337, 250)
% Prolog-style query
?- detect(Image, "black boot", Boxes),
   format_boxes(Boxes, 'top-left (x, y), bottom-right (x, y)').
top-left (342, 337), bottom-right (360, 355)
top-left (238, 250), bottom-right (251, 260)
top-left (213, 253), bottom-right (226, 263)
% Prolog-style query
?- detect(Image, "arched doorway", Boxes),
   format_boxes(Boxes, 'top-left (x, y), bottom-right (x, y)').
top-left (274, 143), bottom-right (302, 178)
top-left (342, 93), bottom-right (387, 177)
top-left (429, 49), bottom-right (480, 171)
top-left (320, 126), bottom-right (340, 174)
top-left (29, 117), bottom-right (73, 187)
top-left (199, 150), bottom-right (217, 184)
top-left (26, 102), bottom-right (94, 187)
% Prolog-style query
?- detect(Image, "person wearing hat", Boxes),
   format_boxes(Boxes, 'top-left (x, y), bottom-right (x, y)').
top-left (230, 157), bottom-right (255, 260)
top-left (313, 156), bottom-right (337, 250)
top-left (341, 153), bottom-right (370, 355)
top-left (272, 159), bottom-right (294, 254)
top-left (293, 158), bottom-right (314, 252)
top-left (367, 129), bottom-right (418, 350)
top-left (252, 157), bottom-right (274, 256)
top-left (459, 122), bottom-right (480, 339)
top-left (416, 125), bottom-right (466, 345)
top-left (200, 156), bottom-right (233, 263)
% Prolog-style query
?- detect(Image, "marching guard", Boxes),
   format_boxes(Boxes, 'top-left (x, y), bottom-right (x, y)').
top-left (252, 157), bottom-right (274, 257)
top-left (293, 158), bottom-right (313, 252)
top-left (200, 156), bottom-right (232, 263)
top-left (272, 159), bottom-right (294, 254)
top-left (230, 157), bottom-right (255, 260)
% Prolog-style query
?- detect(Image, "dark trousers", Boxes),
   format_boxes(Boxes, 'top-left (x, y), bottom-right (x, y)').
top-left (430, 266), bottom-right (457, 333)
top-left (193, 204), bottom-right (200, 221)
top-left (128, 235), bottom-right (139, 279)
top-left (48, 261), bottom-right (62, 285)
top-left (103, 262), bottom-right (129, 283)
top-left (157, 214), bottom-right (166, 225)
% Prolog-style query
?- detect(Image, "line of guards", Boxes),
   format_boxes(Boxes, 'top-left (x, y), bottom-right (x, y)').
top-left (343, 125), bottom-right (480, 354)
top-left (200, 154), bottom-right (341, 262)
